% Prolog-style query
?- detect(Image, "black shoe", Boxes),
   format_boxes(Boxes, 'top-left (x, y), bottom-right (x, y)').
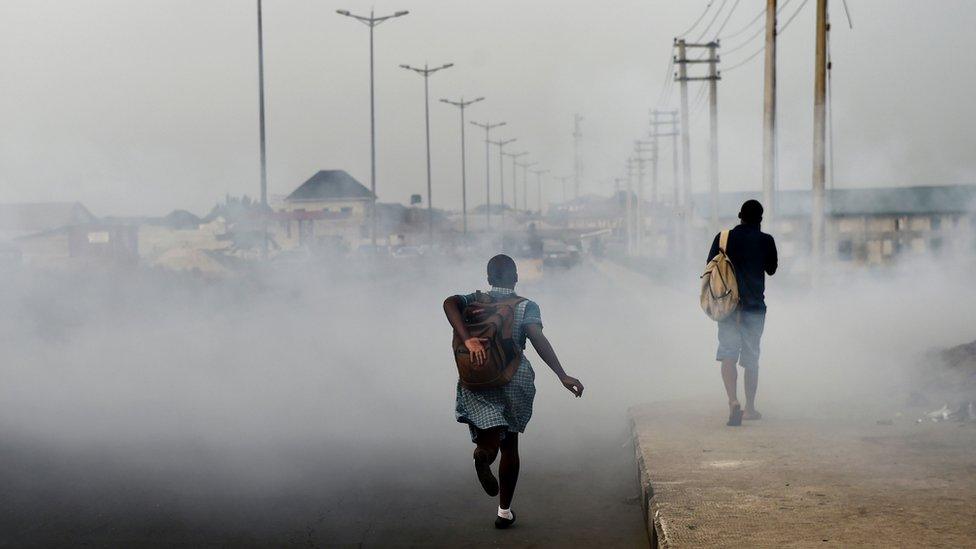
top-left (494, 511), bottom-right (516, 529)
top-left (473, 448), bottom-right (499, 497)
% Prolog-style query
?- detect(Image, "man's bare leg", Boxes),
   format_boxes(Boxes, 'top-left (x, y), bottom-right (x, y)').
top-left (721, 359), bottom-right (739, 408)
top-left (743, 368), bottom-right (762, 420)
top-left (721, 359), bottom-right (743, 426)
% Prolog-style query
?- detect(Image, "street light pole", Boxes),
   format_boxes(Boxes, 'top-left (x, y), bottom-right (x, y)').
top-left (471, 121), bottom-right (506, 228)
top-left (440, 97), bottom-right (484, 235)
top-left (554, 175), bottom-right (573, 203)
top-left (488, 138), bottom-right (517, 227)
top-left (503, 151), bottom-right (528, 211)
top-left (401, 62), bottom-right (453, 244)
top-left (256, 0), bottom-right (269, 259)
top-left (530, 168), bottom-right (549, 214)
top-left (336, 8), bottom-right (409, 249)
top-left (517, 160), bottom-right (536, 213)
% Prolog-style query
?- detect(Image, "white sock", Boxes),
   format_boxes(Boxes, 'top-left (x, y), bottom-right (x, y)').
top-left (497, 506), bottom-right (513, 520)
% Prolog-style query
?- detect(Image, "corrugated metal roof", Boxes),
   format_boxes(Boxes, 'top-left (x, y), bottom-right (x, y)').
top-left (285, 170), bottom-right (374, 202)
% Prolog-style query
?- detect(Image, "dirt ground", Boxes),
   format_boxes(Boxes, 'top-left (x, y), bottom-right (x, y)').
top-left (632, 399), bottom-right (976, 548)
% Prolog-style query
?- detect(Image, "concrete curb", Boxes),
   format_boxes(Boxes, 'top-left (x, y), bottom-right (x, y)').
top-left (632, 417), bottom-right (668, 549)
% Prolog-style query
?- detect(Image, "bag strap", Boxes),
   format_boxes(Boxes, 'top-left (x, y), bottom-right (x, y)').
top-left (719, 229), bottom-right (730, 254)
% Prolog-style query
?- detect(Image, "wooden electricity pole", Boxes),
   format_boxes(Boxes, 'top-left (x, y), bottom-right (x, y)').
top-left (675, 39), bottom-right (721, 248)
top-left (812, 0), bottom-right (828, 267)
top-left (706, 42), bottom-right (720, 235)
top-left (763, 0), bottom-right (778, 221)
top-left (674, 39), bottom-right (694, 239)
top-left (634, 140), bottom-right (656, 256)
top-left (649, 109), bottom-right (679, 206)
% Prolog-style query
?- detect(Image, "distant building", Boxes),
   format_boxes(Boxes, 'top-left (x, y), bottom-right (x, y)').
top-left (275, 170), bottom-right (374, 248)
top-left (0, 201), bottom-right (137, 267)
top-left (0, 202), bottom-right (96, 241)
top-left (695, 184), bottom-right (976, 266)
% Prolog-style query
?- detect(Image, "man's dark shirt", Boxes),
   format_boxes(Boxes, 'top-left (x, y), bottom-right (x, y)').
top-left (707, 223), bottom-right (778, 312)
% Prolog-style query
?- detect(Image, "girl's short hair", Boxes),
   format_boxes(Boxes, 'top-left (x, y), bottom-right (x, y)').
top-left (487, 254), bottom-right (517, 285)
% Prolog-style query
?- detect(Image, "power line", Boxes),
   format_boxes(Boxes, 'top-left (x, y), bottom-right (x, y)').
top-left (713, 0), bottom-right (742, 38)
top-left (677, 1), bottom-right (716, 38)
top-left (722, 0), bottom-right (794, 56)
top-left (718, 3), bottom-right (766, 41)
top-left (694, 0), bottom-right (728, 42)
top-left (722, 45), bottom-right (765, 72)
top-left (657, 52), bottom-right (675, 106)
top-left (780, 0), bottom-right (812, 34)
top-left (722, 0), bottom-right (811, 73)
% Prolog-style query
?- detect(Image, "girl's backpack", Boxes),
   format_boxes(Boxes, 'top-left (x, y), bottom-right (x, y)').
top-left (453, 291), bottom-right (527, 390)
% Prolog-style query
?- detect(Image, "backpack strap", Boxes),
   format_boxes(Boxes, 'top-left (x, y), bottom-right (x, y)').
top-left (719, 229), bottom-right (730, 253)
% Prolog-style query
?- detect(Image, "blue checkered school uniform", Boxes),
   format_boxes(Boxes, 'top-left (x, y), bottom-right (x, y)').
top-left (454, 287), bottom-right (543, 442)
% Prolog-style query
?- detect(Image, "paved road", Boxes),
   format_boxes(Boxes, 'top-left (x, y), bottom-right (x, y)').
top-left (0, 261), bottom-right (653, 547)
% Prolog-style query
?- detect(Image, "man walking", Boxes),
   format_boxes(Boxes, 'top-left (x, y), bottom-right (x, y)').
top-left (443, 254), bottom-right (584, 528)
top-left (707, 200), bottom-right (777, 426)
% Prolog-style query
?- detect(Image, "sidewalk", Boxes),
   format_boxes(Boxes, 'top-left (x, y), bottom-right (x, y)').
top-left (631, 400), bottom-right (976, 548)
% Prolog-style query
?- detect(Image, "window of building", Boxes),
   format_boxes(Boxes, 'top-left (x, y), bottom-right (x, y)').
top-left (931, 216), bottom-right (942, 231)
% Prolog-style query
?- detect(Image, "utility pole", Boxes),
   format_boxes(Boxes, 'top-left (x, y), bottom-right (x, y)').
top-left (763, 0), bottom-right (778, 221)
top-left (256, 0), bottom-right (269, 259)
top-left (613, 175), bottom-right (625, 237)
top-left (441, 97), bottom-right (484, 235)
top-left (517, 160), bottom-right (537, 213)
top-left (400, 62), bottom-right (454, 244)
top-left (625, 158), bottom-right (639, 256)
top-left (707, 42), bottom-right (721, 235)
top-left (503, 151), bottom-right (528, 211)
top-left (675, 39), bottom-right (721, 246)
top-left (489, 137), bottom-right (517, 224)
top-left (634, 141), bottom-right (655, 256)
top-left (555, 175), bottom-right (573, 203)
top-left (471, 120), bottom-right (506, 228)
top-left (651, 109), bottom-right (684, 258)
top-left (531, 169), bottom-right (549, 213)
top-left (812, 0), bottom-right (828, 268)
top-left (674, 39), bottom-right (694, 257)
top-left (336, 8), bottom-right (409, 248)
top-left (649, 109), bottom-right (679, 206)
top-left (573, 114), bottom-right (583, 199)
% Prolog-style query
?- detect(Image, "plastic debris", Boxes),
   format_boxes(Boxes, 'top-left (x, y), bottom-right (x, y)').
top-left (918, 402), bottom-right (975, 423)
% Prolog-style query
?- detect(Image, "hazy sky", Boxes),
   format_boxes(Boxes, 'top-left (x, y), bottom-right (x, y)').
top-left (0, 0), bottom-right (973, 216)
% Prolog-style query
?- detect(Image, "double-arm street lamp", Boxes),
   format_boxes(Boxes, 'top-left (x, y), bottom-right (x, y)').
top-left (488, 137), bottom-right (517, 223)
top-left (503, 151), bottom-right (528, 211)
top-left (336, 8), bottom-right (409, 247)
top-left (471, 121), bottom-right (506, 228)
top-left (440, 97), bottom-right (484, 235)
top-left (401, 62), bottom-right (454, 243)
top-left (516, 160), bottom-right (537, 212)
top-left (530, 168), bottom-right (549, 214)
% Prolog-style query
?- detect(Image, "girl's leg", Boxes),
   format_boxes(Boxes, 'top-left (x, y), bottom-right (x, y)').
top-left (473, 427), bottom-right (504, 496)
top-left (498, 432), bottom-right (519, 510)
top-left (474, 427), bottom-right (502, 464)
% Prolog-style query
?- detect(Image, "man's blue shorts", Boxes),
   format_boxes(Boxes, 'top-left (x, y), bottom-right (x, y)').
top-left (716, 310), bottom-right (766, 370)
